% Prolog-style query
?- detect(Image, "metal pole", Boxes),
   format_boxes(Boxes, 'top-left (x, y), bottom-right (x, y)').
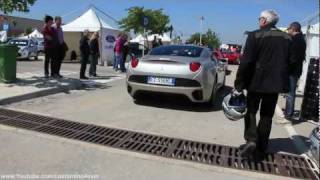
top-left (142, 27), bottom-right (145, 56)
top-left (200, 16), bottom-right (204, 45)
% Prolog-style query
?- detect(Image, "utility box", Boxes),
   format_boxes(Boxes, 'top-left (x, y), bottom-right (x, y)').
top-left (0, 44), bottom-right (17, 83)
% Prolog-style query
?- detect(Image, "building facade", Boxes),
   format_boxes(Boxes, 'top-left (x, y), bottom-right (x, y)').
top-left (0, 15), bottom-right (43, 37)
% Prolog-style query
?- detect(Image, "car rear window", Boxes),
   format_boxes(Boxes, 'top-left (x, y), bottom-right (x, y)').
top-left (150, 46), bottom-right (203, 57)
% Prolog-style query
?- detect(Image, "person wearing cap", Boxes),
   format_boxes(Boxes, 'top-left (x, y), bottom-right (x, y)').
top-left (284, 22), bottom-right (306, 119)
top-left (233, 10), bottom-right (295, 159)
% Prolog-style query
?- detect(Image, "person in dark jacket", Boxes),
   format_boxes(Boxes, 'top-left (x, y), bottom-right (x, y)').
top-left (79, 30), bottom-right (90, 79)
top-left (89, 32), bottom-right (100, 77)
top-left (233, 10), bottom-right (294, 159)
top-left (122, 34), bottom-right (130, 72)
top-left (284, 22), bottom-right (306, 119)
top-left (152, 36), bottom-right (159, 48)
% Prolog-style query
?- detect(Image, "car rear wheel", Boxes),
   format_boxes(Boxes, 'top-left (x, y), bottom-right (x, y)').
top-left (207, 77), bottom-right (218, 106)
top-left (34, 52), bottom-right (38, 60)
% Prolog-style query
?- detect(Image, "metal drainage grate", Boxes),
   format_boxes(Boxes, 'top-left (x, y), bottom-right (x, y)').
top-left (0, 108), bottom-right (318, 180)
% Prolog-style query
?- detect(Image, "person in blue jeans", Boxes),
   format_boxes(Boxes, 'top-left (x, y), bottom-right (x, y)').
top-left (114, 32), bottom-right (127, 72)
top-left (284, 22), bottom-right (306, 119)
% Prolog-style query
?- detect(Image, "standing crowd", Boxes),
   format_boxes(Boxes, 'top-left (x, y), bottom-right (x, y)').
top-left (79, 31), bottom-right (100, 79)
top-left (42, 15), bottom-right (164, 79)
top-left (42, 15), bottom-right (68, 79)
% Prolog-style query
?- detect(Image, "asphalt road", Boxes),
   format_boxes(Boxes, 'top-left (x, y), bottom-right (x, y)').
top-left (0, 60), bottom-right (317, 180)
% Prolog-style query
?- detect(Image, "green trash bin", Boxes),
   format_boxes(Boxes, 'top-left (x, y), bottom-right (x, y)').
top-left (0, 44), bottom-right (18, 83)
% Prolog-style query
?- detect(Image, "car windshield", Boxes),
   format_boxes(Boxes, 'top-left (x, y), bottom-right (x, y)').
top-left (150, 46), bottom-right (203, 58)
top-left (9, 40), bottom-right (28, 46)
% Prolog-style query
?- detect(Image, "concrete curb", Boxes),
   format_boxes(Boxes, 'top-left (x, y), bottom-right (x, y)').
top-left (0, 80), bottom-right (83, 105)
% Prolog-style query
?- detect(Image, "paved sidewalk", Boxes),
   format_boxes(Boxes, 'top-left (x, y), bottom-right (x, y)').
top-left (0, 72), bottom-right (83, 105)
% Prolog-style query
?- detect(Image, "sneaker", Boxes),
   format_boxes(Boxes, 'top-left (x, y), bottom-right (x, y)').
top-left (239, 141), bottom-right (256, 158)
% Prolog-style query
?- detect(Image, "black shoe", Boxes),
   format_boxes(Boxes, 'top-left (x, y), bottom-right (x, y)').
top-left (80, 76), bottom-right (89, 80)
top-left (93, 74), bottom-right (98, 77)
top-left (57, 74), bottom-right (63, 78)
top-left (239, 141), bottom-right (256, 158)
top-left (44, 74), bottom-right (49, 78)
top-left (254, 149), bottom-right (267, 162)
top-left (51, 74), bottom-right (60, 79)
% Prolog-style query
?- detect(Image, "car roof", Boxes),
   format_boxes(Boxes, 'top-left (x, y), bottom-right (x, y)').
top-left (11, 37), bottom-right (30, 40)
top-left (161, 44), bottom-right (205, 49)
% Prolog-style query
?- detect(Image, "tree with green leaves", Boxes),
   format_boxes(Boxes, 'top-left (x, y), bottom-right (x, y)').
top-left (24, 26), bottom-right (32, 35)
top-left (119, 6), bottom-right (171, 47)
top-left (0, 0), bottom-right (36, 14)
top-left (187, 29), bottom-right (221, 49)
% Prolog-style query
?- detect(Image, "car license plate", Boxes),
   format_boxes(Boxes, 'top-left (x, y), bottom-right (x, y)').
top-left (147, 76), bottom-right (175, 86)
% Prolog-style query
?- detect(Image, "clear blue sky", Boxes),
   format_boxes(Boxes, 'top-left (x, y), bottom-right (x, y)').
top-left (9, 0), bottom-right (319, 44)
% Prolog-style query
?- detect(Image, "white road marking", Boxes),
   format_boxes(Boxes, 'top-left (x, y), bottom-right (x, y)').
top-left (275, 104), bottom-right (320, 172)
top-left (275, 104), bottom-right (308, 155)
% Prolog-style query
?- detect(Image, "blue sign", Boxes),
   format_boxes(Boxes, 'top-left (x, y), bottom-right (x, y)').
top-left (143, 16), bottom-right (149, 27)
top-left (105, 35), bottom-right (115, 43)
top-left (3, 23), bottom-right (9, 31)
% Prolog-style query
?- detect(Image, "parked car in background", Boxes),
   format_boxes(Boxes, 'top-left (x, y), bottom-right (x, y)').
top-left (127, 45), bottom-right (226, 105)
top-left (221, 50), bottom-right (240, 64)
top-left (8, 37), bottom-right (38, 60)
top-left (36, 39), bottom-right (44, 53)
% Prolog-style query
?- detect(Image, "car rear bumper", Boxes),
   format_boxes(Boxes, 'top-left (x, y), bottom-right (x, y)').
top-left (127, 81), bottom-right (206, 102)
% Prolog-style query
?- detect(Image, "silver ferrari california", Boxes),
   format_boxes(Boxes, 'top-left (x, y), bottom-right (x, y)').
top-left (126, 45), bottom-right (226, 104)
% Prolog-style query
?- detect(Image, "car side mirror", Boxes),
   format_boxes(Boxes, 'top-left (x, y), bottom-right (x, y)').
top-left (219, 58), bottom-right (228, 63)
top-left (219, 58), bottom-right (228, 64)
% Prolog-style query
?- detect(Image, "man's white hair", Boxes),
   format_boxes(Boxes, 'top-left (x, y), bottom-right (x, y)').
top-left (260, 10), bottom-right (279, 25)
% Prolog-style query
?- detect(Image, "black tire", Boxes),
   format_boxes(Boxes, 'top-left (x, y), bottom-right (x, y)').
top-left (34, 52), bottom-right (38, 60)
top-left (222, 75), bottom-right (226, 89)
top-left (207, 77), bottom-right (218, 106)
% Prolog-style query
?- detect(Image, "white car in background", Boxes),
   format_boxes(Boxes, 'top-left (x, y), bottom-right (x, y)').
top-left (8, 37), bottom-right (38, 60)
top-left (35, 39), bottom-right (44, 53)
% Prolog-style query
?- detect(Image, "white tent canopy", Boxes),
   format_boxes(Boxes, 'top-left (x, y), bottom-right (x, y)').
top-left (62, 8), bottom-right (118, 32)
top-left (130, 33), bottom-right (171, 43)
top-left (62, 8), bottom-right (120, 65)
top-left (28, 29), bottom-right (43, 39)
top-left (301, 22), bottom-right (319, 35)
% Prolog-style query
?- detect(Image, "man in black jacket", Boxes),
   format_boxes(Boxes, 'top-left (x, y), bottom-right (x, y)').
top-left (233, 10), bottom-right (294, 159)
top-left (284, 22), bottom-right (306, 119)
top-left (79, 30), bottom-right (90, 79)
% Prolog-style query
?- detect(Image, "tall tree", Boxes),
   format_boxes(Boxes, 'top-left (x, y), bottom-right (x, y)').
top-left (119, 6), bottom-right (171, 45)
top-left (0, 0), bottom-right (36, 14)
top-left (187, 29), bottom-right (221, 49)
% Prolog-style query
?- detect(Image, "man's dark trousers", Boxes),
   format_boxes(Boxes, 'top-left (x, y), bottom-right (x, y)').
top-left (55, 44), bottom-right (65, 75)
top-left (244, 92), bottom-right (278, 152)
top-left (44, 48), bottom-right (56, 76)
top-left (80, 54), bottom-right (89, 77)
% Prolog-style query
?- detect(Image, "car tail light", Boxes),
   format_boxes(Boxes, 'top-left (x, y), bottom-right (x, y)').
top-left (131, 57), bottom-right (139, 68)
top-left (190, 62), bottom-right (201, 72)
